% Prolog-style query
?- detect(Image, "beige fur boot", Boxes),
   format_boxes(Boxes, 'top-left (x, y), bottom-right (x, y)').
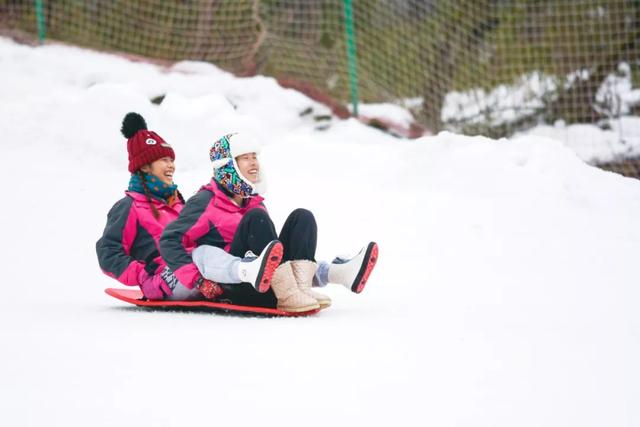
top-left (290, 260), bottom-right (332, 309)
top-left (270, 261), bottom-right (320, 312)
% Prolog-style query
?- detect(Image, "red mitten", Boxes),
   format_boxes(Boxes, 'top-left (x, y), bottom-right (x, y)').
top-left (198, 279), bottom-right (223, 300)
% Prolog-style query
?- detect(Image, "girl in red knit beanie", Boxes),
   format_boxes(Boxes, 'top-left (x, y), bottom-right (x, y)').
top-left (96, 112), bottom-right (188, 300)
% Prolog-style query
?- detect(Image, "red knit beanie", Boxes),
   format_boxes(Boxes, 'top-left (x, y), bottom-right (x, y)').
top-left (121, 112), bottom-right (175, 173)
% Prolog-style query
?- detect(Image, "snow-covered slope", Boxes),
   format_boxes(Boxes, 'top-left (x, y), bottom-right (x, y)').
top-left (1, 38), bottom-right (639, 427)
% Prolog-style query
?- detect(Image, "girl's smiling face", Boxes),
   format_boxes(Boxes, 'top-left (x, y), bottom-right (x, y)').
top-left (141, 156), bottom-right (175, 185)
top-left (236, 152), bottom-right (259, 183)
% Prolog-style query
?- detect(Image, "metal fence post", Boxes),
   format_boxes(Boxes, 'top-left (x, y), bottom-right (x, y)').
top-left (35, 0), bottom-right (46, 43)
top-left (343, 0), bottom-right (359, 117)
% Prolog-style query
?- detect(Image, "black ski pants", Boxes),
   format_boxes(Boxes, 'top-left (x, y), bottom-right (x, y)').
top-left (219, 208), bottom-right (317, 307)
top-left (229, 208), bottom-right (317, 262)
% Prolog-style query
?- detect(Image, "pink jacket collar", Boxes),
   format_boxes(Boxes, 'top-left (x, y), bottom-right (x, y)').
top-left (203, 180), bottom-right (264, 212)
top-left (125, 190), bottom-right (180, 208)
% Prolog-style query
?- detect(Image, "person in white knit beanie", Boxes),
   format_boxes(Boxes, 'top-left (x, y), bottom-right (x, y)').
top-left (160, 132), bottom-right (378, 312)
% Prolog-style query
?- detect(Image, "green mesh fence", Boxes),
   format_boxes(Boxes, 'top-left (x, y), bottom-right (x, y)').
top-left (1, 0), bottom-right (639, 177)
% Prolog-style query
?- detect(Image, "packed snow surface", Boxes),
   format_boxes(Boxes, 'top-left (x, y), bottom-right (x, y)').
top-left (1, 38), bottom-right (639, 427)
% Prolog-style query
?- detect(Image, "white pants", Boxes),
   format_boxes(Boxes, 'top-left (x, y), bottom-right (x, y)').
top-left (165, 281), bottom-right (204, 301)
top-left (165, 245), bottom-right (243, 301)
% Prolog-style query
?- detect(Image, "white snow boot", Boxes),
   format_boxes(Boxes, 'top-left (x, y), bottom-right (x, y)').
top-left (328, 242), bottom-right (378, 293)
top-left (290, 260), bottom-right (331, 309)
top-left (270, 261), bottom-right (320, 312)
top-left (236, 240), bottom-right (284, 293)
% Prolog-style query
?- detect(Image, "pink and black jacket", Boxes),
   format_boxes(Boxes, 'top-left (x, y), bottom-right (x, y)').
top-left (159, 180), bottom-right (265, 289)
top-left (96, 191), bottom-right (184, 286)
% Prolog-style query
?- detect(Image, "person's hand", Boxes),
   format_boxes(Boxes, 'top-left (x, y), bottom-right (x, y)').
top-left (138, 269), bottom-right (171, 300)
top-left (198, 278), bottom-right (223, 300)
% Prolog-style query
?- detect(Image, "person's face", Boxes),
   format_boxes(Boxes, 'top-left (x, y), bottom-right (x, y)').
top-left (236, 152), bottom-right (259, 183)
top-left (141, 156), bottom-right (175, 185)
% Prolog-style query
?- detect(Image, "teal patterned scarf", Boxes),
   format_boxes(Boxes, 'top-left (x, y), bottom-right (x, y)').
top-left (128, 172), bottom-right (178, 202)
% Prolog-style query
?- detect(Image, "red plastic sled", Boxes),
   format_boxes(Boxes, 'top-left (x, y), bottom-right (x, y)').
top-left (105, 288), bottom-right (320, 317)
